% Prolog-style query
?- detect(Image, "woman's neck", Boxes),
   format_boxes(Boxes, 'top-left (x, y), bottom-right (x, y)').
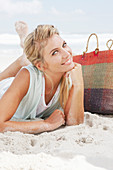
top-left (44, 72), bottom-right (63, 94)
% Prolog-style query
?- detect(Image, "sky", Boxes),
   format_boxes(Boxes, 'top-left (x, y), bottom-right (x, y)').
top-left (0, 0), bottom-right (113, 34)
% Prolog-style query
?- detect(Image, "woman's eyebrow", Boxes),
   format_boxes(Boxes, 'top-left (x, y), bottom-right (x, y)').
top-left (49, 40), bottom-right (65, 54)
top-left (49, 48), bottom-right (58, 54)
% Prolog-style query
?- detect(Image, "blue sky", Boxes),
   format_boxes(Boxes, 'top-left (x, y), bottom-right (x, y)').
top-left (0, 0), bottom-right (113, 34)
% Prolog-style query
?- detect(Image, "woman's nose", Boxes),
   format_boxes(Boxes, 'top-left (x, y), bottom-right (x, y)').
top-left (62, 48), bottom-right (70, 59)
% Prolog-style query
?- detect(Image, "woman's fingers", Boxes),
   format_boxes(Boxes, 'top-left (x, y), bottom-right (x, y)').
top-left (64, 62), bottom-right (80, 78)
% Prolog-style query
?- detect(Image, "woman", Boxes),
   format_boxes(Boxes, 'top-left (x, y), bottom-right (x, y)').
top-left (0, 21), bottom-right (84, 134)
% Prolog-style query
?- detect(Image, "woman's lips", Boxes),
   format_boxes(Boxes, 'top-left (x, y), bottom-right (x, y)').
top-left (62, 57), bottom-right (72, 65)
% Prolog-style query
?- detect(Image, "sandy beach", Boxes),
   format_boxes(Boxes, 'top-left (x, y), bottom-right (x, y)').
top-left (0, 112), bottom-right (113, 170)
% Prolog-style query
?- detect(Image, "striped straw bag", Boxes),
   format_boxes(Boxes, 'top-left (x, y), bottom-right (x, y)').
top-left (73, 33), bottom-right (113, 114)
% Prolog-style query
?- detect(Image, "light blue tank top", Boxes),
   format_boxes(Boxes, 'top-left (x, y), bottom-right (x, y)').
top-left (0, 64), bottom-right (63, 120)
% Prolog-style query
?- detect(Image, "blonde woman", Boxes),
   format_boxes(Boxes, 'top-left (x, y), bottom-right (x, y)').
top-left (0, 21), bottom-right (84, 134)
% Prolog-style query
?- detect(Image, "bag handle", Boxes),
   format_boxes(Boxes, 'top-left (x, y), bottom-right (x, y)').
top-left (83, 33), bottom-right (99, 56)
top-left (106, 39), bottom-right (113, 50)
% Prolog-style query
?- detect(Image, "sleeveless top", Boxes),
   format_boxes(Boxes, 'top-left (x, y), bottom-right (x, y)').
top-left (0, 64), bottom-right (63, 120)
top-left (36, 75), bottom-right (60, 116)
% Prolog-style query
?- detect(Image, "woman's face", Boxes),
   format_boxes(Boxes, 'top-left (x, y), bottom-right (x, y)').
top-left (42, 34), bottom-right (74, 74)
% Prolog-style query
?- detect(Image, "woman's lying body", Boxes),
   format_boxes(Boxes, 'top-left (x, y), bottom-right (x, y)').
top-left (0, 21), bottom-right (84, 134)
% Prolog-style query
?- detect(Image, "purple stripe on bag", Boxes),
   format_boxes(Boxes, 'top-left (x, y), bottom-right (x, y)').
top-left (84, 89), bottom-right (113, 114)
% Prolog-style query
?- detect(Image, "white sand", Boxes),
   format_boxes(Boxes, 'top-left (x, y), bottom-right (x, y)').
top-left (0, 112), bottom-right (113, 170)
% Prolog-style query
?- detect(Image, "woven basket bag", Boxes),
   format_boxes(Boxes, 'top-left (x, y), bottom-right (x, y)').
top-left (73, 33), bottom-right (113, 114)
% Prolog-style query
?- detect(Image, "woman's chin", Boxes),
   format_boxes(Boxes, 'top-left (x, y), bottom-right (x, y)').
top-left (64, 62), bottom-right (75, 72)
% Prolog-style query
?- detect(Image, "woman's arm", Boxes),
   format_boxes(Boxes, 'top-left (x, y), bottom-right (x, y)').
top-left (64, 63), bottom-right (84, 125)
top-left (0, 69), bottom-right (65, 134)
top-left (0, 55), bottom-right (30, 81)
top-left (0, 109), bottom-right (65, 134)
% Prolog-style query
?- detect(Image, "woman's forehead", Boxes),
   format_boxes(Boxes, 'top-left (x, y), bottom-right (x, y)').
top-left (42, 34), bottom-right (64, 57)
top-left (45, 34), bottom-right (64, 49)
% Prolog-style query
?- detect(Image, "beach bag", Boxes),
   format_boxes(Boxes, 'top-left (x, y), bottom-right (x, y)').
top-left (73, 33), bottom-right (113, 114)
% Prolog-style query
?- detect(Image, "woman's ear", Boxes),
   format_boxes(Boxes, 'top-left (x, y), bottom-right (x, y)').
top-left (35, 61), bottom-right (47, 71)
top-left (35, 61), bottom-right (43, 71)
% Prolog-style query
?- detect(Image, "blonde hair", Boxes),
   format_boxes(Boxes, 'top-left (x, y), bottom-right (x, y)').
top-left (24, 24), bottom-right (71, 109)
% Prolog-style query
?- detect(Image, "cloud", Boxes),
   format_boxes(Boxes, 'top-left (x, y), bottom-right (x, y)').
top-left (50, 7), bottom-right (61, 15)
top-left (50, 7), bottom-right (85, 17)
top-left (73, 9), bottom-right (85, 15)
top-left (0, 0), bottom-right (42, 15)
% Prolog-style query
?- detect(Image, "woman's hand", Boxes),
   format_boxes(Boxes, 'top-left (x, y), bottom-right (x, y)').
top-left (65, 62), bottom-right (83, 87)
top-left (71, 63), bottom-right (83, 86)
top-left (64, 62), bottom-right (84, 126)
top-left (44, 109), bottom-right (65, 131)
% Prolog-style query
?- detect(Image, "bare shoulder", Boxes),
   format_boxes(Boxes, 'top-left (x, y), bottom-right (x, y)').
top-left (9, 68), bottom-right (30, 99)
top-left (15, 67), bottom-right (30, 81)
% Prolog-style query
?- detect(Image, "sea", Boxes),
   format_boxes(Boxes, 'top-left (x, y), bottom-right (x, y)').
top-left (0, 33), bottom-right (113, 71)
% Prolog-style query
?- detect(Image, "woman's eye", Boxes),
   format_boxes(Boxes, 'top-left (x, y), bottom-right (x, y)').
top-left (63, 42), bottom-right (67, 47)
top-left (52, 50), bottom-right (58, 56)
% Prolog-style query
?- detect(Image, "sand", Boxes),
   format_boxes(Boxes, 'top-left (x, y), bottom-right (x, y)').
top-left (0, 112), bottom-right (113, 170)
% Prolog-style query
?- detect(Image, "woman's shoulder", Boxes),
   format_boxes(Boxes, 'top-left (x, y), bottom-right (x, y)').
top-left (22, 64), bottom-right (42, 77)
top-left (20, 64), bottom-right (43, 88)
